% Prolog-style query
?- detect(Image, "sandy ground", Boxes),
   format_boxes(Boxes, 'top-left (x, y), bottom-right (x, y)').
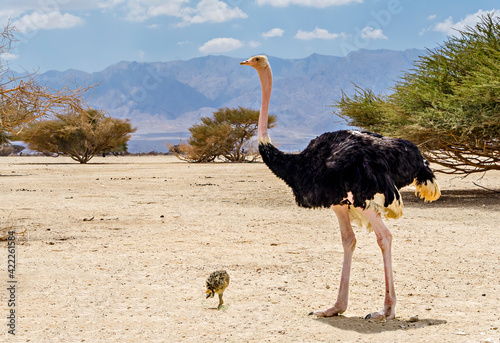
top-left (0, 155), bottom-right (499, 343)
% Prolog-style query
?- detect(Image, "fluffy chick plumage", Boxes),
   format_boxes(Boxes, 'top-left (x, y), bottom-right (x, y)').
top-left (205, 270), bottom-right (230, 309)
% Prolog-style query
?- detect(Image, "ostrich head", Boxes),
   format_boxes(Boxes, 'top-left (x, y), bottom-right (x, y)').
top-left (240, 55), bottom-right (269, 70)
top-left (206, 288), bottom-right (215, 299)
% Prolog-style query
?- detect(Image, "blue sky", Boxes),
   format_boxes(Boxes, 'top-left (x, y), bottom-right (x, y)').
top-left (1, 0), bottom-right (499, 73)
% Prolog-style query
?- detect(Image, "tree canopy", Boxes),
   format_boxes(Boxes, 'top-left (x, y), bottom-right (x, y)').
top-left (334, 13), bottom-right (500, 175)
top-left (171, 107), bottom-right (277, 162)
top-left (17, 109), bottom-right (136, 163)
top-left (0, 22), bottom-right (92, 134)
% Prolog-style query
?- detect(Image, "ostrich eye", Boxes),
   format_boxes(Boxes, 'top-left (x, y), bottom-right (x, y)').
top-left (255, 57), bottom-right (260, 61)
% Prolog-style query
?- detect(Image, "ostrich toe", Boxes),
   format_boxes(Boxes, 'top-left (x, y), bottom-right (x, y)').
top-left (308, 305), bottom-right (345, 317)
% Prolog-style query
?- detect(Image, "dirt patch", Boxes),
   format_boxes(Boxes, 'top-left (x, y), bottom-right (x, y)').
top-left (1, 155), bottom-right (499, 342)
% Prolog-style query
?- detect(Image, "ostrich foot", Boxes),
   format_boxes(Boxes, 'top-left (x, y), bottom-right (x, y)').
top-left (308, 305), bottom-right (346, 317)
top-left (364, 306), bottom-right (395, 320)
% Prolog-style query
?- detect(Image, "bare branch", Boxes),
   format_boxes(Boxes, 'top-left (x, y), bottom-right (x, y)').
top-left (0, 22), bottom-right (94, 133)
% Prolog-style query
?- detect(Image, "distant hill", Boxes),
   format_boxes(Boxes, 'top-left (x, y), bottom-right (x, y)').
top-left (34, 49), bottom-right (425, 152)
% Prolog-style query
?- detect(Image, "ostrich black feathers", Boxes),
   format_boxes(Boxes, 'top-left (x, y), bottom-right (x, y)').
top-left (259, 130), bottom-right (437, 210)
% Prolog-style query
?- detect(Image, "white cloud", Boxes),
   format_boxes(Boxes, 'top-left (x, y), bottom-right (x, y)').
top-left (257, 0), bottom-right (362, 8)
top-left (1, 0), bottom-right (102, 12)
top-left (122, 0), bottom-right (187, 22)
top-left (121, 0), bottom-right (247, 25)
top-left (418, 27), bottom-right (431, 36)
top-left (1, 1), bottom-right (102, 23)
top-left (0, 52), bottom-right (19, 61)
top-left (98, 0), bottom-right (129, 10)
top-left (361, 26), bottom-right (388, 40)
top-left (433, 9), bottom-right (500, 36)
top-left (434, 17), bottom-right (454, 35)
top-left (3, 1), bottom-right (247, 26)
top-left (262, 28), bottom-right (284, 38)
top-left (14, 11), bottom-right (84, 33)
top-left (427, 14), bottom-right (436, 20)
top-left (199, 37), bottom-right (243, 54)
top-left (0, 9), bottom-right (26, 24)
top-left (180, 0), bottom-right (247, 25)
top-left (294, 27), bottom-right (344, 40)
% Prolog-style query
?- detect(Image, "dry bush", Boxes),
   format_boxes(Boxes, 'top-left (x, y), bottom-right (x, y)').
top-left (1, 21), bottom-right (94, 134)
top-left (169, 107), bottom-right (276, 163)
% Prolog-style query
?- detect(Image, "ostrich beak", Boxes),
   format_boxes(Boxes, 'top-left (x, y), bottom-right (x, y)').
top-left (240, 59), bottom-right (250, 65)
top-left (206, 290), bottom-right (214, 298)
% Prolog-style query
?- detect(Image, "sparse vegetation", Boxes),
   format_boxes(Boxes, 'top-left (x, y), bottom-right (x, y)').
top-left (334, 13), bottom-right (500, 175)
top-left (170, 107), bottom-right (277, 162)
top-left (17, 109), bottom-right (136, 163)
top-left (0, 128), bottom-right (24, 155)
top-left (0, 21), bottom-right (93, 134)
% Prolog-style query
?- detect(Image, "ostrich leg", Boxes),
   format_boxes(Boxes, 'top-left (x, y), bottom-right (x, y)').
top-left (310, 205), bottom-right (356, 317)
top-left (217, 293), bottom-right (224, 310)
top-left (361, 208), bottom-right (396, 320)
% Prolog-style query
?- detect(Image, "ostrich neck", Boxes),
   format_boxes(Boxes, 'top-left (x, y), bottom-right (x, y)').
top-left (256, 65), bottom-right (297, 187)
top-left (257, 66), bottom-right (272, 144)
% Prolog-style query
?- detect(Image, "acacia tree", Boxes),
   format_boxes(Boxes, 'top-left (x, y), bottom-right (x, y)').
top-left (0, 22), bottom-right (92, 134)
top-left (0, 128), bottom-right (24, 155)
top-left (335, 13), bottom-right (500, 175)
top-left (171, 107), bottom-right (277, 162)
top-left (18, 109), bottom-right (136, 163)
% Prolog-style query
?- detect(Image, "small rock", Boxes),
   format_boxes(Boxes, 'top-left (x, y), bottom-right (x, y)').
top-left (409, 315), bottom-right (419, 322)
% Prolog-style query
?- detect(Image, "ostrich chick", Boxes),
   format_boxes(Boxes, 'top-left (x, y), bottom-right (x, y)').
top-left (205, 270), bottom-right (230, 310)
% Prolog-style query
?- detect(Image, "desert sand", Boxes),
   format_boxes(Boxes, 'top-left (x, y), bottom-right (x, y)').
top-left (0, 155), bottom-right (499, 342)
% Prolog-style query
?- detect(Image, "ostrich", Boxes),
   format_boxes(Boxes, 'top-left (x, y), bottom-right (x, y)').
top-left (206, 270), bottom-right (230, 310)
top-left (240, 55), bottom-right (440, 320)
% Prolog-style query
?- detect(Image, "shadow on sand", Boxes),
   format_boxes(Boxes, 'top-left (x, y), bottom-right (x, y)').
top-left (312, 315), bottom-right (447, 334)
top-left (401, 188), bottom-right (500, 208)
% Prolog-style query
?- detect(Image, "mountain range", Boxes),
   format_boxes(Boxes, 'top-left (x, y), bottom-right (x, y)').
top-left (34, 49), bottom-right (425, 152)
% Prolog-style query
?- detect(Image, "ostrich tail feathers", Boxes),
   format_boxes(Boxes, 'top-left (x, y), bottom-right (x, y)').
top-left (413, 178), bottom-right (441, 202)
